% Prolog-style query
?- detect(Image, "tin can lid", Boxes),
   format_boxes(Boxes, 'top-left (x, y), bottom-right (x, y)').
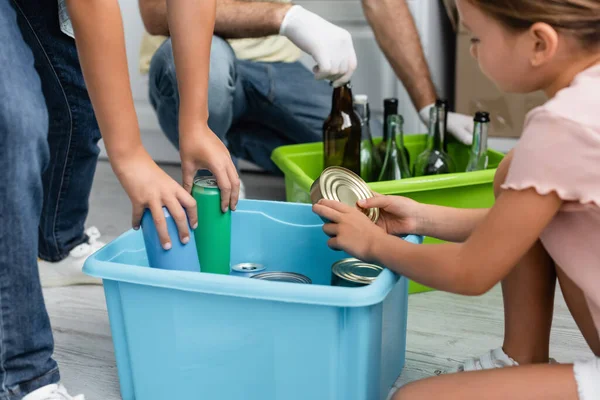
top-left (193, 176), bottom-right (219, 188)
top-left (332, 258), bottom-right (384, 285)
top-left (251, 271), bottom-right (312, 284)
top-left (317, 166), bottom-right (379, 223)
top-left (231, 263), bottom-right (266, 273)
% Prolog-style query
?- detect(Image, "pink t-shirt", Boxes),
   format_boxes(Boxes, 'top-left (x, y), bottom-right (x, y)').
top-left (502, 63), bottom-right (600, 338)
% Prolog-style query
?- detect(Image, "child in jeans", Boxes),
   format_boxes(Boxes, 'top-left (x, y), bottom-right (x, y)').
top-left (313, 0), bottom-right (600, 398)
top-left (0, 0), bottom-right (238, 398)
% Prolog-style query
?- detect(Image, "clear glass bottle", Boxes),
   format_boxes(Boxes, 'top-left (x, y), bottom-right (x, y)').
top-left (377, 98), bottom-right (410, 168)
top-left (466, 111), bottom-right (490, 172)
top-left (437, 99), bottom-right (449, 152)
top-left (377, 114), bottom-right (411, 181)
top-left (414, 101), bottom-right (456, 176)
top-left (323, 82), bottom-right (361, 175)
top-left (353, 94), bottom-right (377, 182)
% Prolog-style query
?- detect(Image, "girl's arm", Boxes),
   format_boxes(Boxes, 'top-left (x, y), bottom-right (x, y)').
top-left (416, 205), bottom-right (489, 243)
top-left (364, 151), bottom-right (514, 243)
top-left (372, 188), bottom-right (562, 295)
top-left (314, 186), bottom-right (561, 295)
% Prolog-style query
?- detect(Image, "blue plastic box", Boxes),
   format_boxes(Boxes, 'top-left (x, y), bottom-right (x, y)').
top-left (83, 200), bottom-right (422, 400)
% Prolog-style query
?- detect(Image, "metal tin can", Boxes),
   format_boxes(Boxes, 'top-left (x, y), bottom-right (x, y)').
top-left (230, 262), bottom-right (266, 278)
top-left (250, 271), bottom-right (312, 284)
top-left (310, 166), bottom-right (379, 223)
top-left (331, 258), bottom-right (384, 287)
top-left (192, 176), bottom-right (231, 275)
top-left (141, 207), bottom-right (201, 272)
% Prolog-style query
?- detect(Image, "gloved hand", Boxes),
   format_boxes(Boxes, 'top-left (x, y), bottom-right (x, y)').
top-left (280, 5), bottom-right (357, 88)
top-left (419, 103), bottom-right (474, 145)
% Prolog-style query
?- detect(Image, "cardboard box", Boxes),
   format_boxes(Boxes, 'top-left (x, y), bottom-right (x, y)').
top-left (443, 0), bottom-right (548, 138)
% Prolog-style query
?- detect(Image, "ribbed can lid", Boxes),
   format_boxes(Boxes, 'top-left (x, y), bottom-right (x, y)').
top-left (332, 258), bottom-right (384, 285)
top-left (251, 272), bottom-right (312, 284)
top-left (318, 167), bottom-right (379, 223)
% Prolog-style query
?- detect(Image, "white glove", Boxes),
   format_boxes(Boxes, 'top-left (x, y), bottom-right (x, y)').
top-left (280, 5), bottom-right (357, 88)
top-left (419, 103), bottom-right (473, 145)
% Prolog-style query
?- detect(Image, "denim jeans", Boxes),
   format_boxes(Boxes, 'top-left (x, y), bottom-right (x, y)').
top-left (149, 36), bottom-right (332, 174)
top-left (14, 0), bottom-right (101, 262)
top-left (0, 0), bottom-right (60, 397)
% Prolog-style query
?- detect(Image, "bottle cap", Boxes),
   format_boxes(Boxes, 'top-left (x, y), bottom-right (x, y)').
top-left (435, 98), bottom-right (449, 108)
top-left (353, 94), bottom-right (368, 104)
top-left (474, 111), bottom-right (490, 122)
top-left (384, 98), bottom-right (398, 114)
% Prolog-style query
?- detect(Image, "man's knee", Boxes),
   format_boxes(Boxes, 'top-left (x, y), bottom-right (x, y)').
top-left (207, 36), bottom-right (237, 114)
top-left (148, 36), bottom-right (236, 140)
top-left (149, 36), bottom-right (236, 101)
top-left (149, 38), bottom-right (178, 102)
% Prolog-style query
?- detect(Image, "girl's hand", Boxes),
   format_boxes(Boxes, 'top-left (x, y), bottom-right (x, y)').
top-left (179, 122), bottom-right (240, 213)
top-left (357, 193), bottom-right (423, 236)
top-left (312, 199), bottom-right (387, 262)
top-left (112, 148), bottom-right (197, 250)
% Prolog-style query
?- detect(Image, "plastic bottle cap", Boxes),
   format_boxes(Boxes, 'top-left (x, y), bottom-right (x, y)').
top-left (474, 111), bottom-right (490, 122)
top-left (353, 94), bottom-right (368, 104)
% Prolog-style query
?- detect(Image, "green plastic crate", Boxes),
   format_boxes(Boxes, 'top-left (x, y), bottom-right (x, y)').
top-left (271, 134), bottom-right (505, 294)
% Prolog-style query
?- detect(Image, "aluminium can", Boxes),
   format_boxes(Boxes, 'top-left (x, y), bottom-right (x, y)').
top-left (310, 166), bottom-right (379, 224)
top-left (230, 262), bottom-right (266, 278)
top-left (192, 176), bottom-right (231, 275)
top-left (250, 271), bottom-right (312, 284)
top-left (331, 258), bottom-right (384, 287)
top-left (141, 207), bottom-right (201, 272)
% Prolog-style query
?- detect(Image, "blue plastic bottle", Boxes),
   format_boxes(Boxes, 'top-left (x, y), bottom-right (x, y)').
top-left (141, 207), bottom-right (201, 272)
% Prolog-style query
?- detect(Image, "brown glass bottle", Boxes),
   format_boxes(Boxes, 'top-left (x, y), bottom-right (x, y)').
top-left (323, 82), bottom-right (361, 175)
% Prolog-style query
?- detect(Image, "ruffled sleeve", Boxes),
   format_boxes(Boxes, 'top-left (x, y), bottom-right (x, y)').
top-left (501, 109), bottom-right (600, 207)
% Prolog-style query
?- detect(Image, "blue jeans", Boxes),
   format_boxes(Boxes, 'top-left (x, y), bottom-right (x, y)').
top-left (0, 0), bottom-right (100, 397)
top-left (12, 0), bottom-right (101, 263)
top-left (149, 36), bottom-right (332, 174)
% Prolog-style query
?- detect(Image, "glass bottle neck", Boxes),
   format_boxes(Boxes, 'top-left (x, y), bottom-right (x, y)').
top-left (471, 121), bottom-right (489, 156)
top-left (354, 103), bottom-right (369, 123)
top-left (332, 86), bottom-right (354, 113)
top-left (386, 115), bottom-right (405, 147)
top-left (427, 106), bottom-right (444, 151)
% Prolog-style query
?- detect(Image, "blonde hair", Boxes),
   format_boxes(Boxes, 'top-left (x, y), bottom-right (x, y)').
top-left (468, 0), bottom-right (600, 47)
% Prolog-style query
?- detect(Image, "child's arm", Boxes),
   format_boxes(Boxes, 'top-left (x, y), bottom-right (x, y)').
top-left (166, 0), bottom-right (240, 213)
top-left (64, 0), bottom-right (214, 248)
top-left (417, 205), bottom-right (489, 242)
top-left (360, 151), bottom-right (514, 242)
top-left (361, 195), bottom-right (490, 243)
top-left (314, 187), bottom-right (562, 295)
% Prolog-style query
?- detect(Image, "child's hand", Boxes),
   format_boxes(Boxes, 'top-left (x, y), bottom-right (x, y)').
top-left (179, 123), bottom-right (240, 213)
top-left (312, 199), bottom-right (386, 262)
top-left (112, 148), bottom-right (197, 250)
top-left (357, 194), bottom-right (422, 236)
